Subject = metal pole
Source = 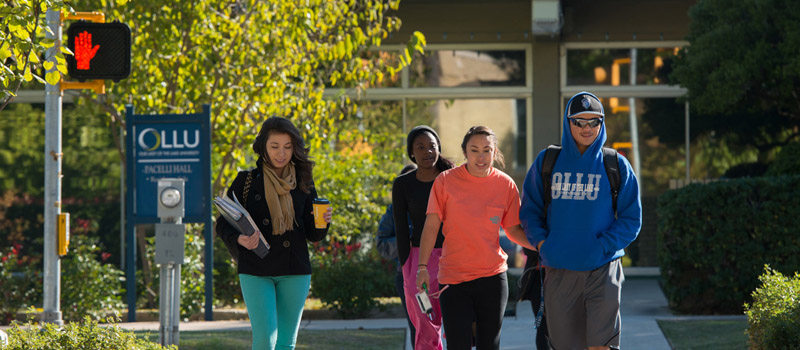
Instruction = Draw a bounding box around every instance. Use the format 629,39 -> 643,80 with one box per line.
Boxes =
159,214 -> 182,347
628,48 -> 642,191
172,264 -> 181,345
685,101 -> 691,182
120,125 -> 125,270
43,9 -> 63,326
158,264 -> 168,345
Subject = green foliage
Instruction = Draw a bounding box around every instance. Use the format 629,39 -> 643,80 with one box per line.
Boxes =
669,0 -> 800,162
65,0 -> 425,195
657,176 -> 800,314
3,316 -> 171,350
671,0 -> 800,120
0,0 -> 71,111
765,142 -> 800,176
0,244 -> 39,325
212,233 -> 243,307
0,103 -> 120,199
310,243 -> 395,319
314,151 -> 400,243
745,266 -> 800,349
0,190 -> 43,326
61,234 -> 125,322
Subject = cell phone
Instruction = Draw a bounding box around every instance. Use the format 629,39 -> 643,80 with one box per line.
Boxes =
416,283 -> 433,315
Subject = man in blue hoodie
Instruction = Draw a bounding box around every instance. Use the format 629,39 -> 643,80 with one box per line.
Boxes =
520,91 -> 642,350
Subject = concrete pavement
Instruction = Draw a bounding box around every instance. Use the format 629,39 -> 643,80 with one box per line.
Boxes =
111,270 -> 675,349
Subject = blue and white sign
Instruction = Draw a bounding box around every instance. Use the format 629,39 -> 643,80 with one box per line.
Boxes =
133,123 -> 204,219
126,105 -> 211,222
124,104 -> 214,323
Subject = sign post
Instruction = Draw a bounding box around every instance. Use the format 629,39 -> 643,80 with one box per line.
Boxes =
156,178 -> 185,347
125,105 -> 213,322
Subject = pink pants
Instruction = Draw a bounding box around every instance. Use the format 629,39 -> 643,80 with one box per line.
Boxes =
402,247 -> 443,350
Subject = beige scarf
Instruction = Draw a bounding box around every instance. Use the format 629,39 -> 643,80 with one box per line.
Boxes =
261,162 -> 297,235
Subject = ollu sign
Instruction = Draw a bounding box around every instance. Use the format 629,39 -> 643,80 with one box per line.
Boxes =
125,105 -> 211,222
124,105 -> 214,322
137,128 -> 201,151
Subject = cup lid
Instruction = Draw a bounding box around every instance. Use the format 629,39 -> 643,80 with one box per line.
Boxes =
313,198 -> 330,204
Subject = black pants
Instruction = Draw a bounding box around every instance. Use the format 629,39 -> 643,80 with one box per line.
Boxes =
395,269 -> 416,348
439,273 -> 508,350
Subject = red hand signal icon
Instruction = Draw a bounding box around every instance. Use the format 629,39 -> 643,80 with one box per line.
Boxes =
75,31 -> 100,70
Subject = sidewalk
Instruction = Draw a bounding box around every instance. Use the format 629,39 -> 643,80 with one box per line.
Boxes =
111,271 -> 675,349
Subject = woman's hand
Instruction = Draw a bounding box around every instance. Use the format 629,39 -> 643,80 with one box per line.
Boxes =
323,206 -> 333,223
505,225 -> 537,251
416,267 -> 430,292
237,231 -> 262,250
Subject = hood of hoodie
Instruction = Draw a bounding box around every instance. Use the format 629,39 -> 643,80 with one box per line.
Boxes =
561,92 -> 607,158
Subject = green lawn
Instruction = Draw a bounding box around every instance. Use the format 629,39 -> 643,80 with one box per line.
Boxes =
137,329 -> 405,350
657,319 -> 749,350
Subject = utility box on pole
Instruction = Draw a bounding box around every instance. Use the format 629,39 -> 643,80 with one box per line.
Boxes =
156,178 -> 185,348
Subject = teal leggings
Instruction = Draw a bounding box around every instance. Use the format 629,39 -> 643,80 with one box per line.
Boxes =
239,274 -> 311,350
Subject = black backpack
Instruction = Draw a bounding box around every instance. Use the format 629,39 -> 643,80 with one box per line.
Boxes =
518,145 -> 621,303
541,144 -> 621,215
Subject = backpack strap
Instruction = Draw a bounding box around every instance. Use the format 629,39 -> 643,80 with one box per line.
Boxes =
541,145 -> 562,212
602,147 -> 621,216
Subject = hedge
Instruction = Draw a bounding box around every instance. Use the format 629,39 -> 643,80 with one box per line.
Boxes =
657,175 -> 800,314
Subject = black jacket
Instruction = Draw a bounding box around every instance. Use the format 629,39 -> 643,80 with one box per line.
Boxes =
216,168 -> 328,276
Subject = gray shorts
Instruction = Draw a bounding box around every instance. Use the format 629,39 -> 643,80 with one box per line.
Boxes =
544,259 -> 624,350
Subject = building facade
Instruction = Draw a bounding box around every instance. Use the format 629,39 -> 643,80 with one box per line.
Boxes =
367,0 -> 698,266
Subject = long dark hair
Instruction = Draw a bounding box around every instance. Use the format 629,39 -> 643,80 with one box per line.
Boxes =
435,153 -> 456,172
252,117 -> 314,192
460,126 -> 506,169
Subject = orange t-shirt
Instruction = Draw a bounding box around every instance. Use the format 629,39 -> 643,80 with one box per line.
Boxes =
426,164 -> 522,285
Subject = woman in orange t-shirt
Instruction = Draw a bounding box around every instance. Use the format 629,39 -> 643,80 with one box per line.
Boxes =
416,126 -> 536,350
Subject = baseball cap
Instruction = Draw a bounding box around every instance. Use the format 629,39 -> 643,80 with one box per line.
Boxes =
567,92 -> 604,118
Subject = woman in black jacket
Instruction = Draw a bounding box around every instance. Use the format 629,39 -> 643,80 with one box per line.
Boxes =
216,117 -> 332,350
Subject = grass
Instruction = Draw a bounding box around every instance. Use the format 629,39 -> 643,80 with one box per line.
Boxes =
137,329 -> 405,350
657,319 -> 749,350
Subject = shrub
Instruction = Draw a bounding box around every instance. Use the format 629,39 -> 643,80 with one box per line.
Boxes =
745,266 -> 800,349
310,241 -> 395,319
657,175 -> 800,314
765,142 -> 800,176
3,316 -> 171,350
212,232 -> 243,307
0,244 -> 39,325
61,235 -> 125,322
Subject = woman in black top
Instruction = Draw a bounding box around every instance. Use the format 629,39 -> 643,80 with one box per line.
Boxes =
216,117 -> 332,350
392,125 -> 455,350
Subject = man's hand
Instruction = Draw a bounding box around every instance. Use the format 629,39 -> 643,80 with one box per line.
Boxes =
237,231 -> 262,250
75,31 -> 100,70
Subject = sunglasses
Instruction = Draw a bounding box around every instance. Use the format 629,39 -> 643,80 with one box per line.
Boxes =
569,117 -> 603,128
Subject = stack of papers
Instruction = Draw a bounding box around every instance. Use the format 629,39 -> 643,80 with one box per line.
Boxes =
214,192 -> 270,258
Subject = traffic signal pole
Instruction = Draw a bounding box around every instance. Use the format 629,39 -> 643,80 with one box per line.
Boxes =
43,9 -> 64,326
42,10 -> 111,326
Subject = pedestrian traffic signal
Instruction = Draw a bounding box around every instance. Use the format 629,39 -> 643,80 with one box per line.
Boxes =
66,21 -> 131,81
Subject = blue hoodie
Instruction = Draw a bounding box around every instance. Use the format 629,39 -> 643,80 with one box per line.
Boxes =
519,92 -> 642,271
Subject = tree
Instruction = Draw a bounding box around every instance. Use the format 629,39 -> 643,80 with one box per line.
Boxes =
0,0 -> 71,111
670,0 -> 800,151
66,0 -> 425,195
